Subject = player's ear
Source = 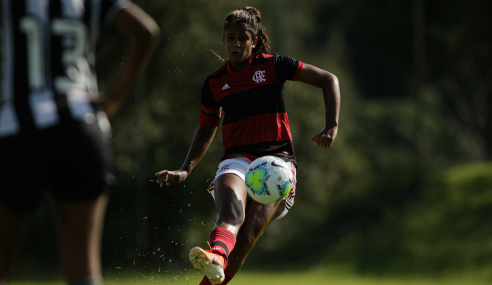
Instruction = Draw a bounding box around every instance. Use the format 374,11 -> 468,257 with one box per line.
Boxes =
222,35 -> 225,45
252,37 -> 258,48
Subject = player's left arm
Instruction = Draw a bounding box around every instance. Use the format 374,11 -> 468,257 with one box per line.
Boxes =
295,64 -> 340,148
102,3 -> 160,119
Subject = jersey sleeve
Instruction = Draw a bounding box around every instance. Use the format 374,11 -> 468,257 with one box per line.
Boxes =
200,77 -> 221,110
273,54 -> 304,82
101,0 -> 131,27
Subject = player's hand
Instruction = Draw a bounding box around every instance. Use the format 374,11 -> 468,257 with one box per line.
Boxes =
155,170 -> 189,187
311,126 -> 338,148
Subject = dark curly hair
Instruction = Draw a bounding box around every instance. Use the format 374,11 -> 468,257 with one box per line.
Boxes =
224,7 -> 271,54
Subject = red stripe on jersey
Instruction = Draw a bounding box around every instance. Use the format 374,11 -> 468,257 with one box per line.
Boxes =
199,109 -> 221,128
291,62 -> 304,81
222,113 -> 292,148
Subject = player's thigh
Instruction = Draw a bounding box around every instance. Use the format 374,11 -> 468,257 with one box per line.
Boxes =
214,174 -> 248,232
55,194 -> 108,241
54,194 -> 109,279
242,199 -> 283,237
213,157 -> 250,209
215,173 -> 248,207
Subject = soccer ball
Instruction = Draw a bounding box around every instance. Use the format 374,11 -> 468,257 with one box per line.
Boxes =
245,156 -> 294,204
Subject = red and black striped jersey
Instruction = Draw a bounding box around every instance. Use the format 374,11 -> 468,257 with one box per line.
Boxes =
0,0 -> 128,138
200,53 -> 303,164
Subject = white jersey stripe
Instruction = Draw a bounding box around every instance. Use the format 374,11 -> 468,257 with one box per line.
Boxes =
59,0 -> 95,121
61,0 -> 85,18
26,0 -> 60,129
0,101 -> 20,138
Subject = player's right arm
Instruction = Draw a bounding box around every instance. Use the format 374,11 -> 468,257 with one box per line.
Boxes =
156,77 -> 221,187
101,2 -> 160,119
155,107 -> 220,187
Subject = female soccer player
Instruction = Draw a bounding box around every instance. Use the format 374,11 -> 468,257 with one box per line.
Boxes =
0,1 -> 159,285
156,7 -> 339,285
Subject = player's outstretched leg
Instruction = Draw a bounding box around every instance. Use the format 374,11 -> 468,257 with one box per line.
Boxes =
55,194 -> 108,284
0,204 -> 27,284
195,199 -> 285,285
190,174 -> 247,284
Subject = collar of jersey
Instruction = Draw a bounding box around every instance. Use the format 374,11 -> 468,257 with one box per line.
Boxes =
226,56 -> 254,77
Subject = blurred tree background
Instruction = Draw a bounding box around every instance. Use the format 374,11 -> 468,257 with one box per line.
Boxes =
12,0 -> 492,279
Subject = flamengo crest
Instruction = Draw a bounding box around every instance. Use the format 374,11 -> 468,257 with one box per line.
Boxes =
252,70 -> 266,83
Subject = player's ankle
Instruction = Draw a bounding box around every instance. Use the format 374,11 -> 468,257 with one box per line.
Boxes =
210,227 -> 236,268
210,250 -> 226,265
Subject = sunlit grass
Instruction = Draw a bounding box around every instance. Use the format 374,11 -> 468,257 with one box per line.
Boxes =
9,268 -> 490,285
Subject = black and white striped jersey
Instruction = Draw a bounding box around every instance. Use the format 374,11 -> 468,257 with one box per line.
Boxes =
0,0 -> 128,138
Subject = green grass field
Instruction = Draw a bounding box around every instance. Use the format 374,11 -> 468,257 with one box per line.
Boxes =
9,268 -> 491,285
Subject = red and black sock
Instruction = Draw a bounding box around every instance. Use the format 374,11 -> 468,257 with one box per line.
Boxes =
222,270 -> 236,284
210,227 -> 236,268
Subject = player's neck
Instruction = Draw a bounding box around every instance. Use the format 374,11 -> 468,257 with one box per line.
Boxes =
229,56 -> 251,73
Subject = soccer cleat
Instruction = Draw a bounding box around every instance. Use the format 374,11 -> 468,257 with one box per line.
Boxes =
189,246 -> 225,284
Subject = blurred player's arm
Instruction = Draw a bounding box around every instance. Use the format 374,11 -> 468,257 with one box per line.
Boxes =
102,3 -> 160,119
296,64 -> 340,148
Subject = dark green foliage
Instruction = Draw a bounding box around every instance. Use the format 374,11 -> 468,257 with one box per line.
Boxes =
12,0 -> 492,277
328,163 -> 492,275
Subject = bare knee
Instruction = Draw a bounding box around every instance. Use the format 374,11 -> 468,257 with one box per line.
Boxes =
216,200 -> 245,227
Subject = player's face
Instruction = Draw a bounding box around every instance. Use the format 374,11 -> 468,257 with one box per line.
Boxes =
223,24 -> 258,70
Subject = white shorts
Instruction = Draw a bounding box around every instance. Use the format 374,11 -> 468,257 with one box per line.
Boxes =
207,156 -> 296,221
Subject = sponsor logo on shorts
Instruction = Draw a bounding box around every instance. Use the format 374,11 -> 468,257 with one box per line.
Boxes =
218,164 -> 231,173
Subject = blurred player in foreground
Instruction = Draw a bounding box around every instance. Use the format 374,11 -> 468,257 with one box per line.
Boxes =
0,1 -> 159,284
156,6 -> 340,285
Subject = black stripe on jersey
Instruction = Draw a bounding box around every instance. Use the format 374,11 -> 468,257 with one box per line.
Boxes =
222,140 -> 296,163
251,56 -> 271,67
273,54 -> 301,82
201,77 -> 220,109
12,1 -> 35,132
220,83 -> 286,125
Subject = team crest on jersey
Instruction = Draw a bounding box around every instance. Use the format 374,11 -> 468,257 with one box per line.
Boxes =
252,70 -> 266,83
